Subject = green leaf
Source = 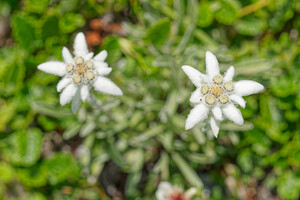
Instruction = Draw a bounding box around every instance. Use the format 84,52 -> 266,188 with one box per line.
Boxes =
198,2 -> 213,27
278,171 -> 300,200
131,125 -> 165,143
17,164 -> 47,187
187,0 -> 199,25
63,123 -> 81,139
71,89 -> 81,114
161,90 -> 178,119
41,16 -> 60,40
0,47 -> 26,96
3,128 -> 42,167
152,55 -> 172,67
0,101 -> 16,131
124,149 -> 144,172
174,25 -> 194,55
237,150 -> 253,173
145,18 -> 171,45
107,141 -> 126,167
125,171 -> 142,197
153,152 -> 169,180
44,153 -> 79,185
235,18 -> 267,36
270,77 -> 298,97
215,0 -> 240,25
59,13 -> 85,34
11,13 -> 39,50
0,162 -> 14,183
80,121 -> 96,137
24,0 -> 49,14
172,153 -> 203,187
37,116 -> 57,131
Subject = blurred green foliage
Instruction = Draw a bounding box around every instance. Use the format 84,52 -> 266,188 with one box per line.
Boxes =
0,0 -> 300,199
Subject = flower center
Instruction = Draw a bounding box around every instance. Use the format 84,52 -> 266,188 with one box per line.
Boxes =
85,71 -> 95,80
200,75 -> 234,105
219,95 -> 229,104
75,64 -> 87,75
205,94 -> 216,105
66,56 -> 96,85
224,82 -> 234,92
209,84 -> 223,97
213,75 -> 223,84
170,193 -> 186,200
201,85 -> 209,95
66,64 -> 74,72
73,74 -> 81,84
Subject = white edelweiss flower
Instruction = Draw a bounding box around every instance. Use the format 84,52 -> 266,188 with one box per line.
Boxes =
156,181 -> 197,200
37,32 -> 122,107
182,51 -> 264,138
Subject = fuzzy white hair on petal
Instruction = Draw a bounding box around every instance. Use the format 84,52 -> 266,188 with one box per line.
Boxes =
234,80 -> 264,96
93,77 -> 123,96
96,67 -> 112,76
223,66 -> 235,82
62,47 -> 73,64
222,103 -> 244,126
94,50 -> 108,61
230,94 -> 246,108
57,77 -> 72,92
185,103 -> 209,130
205,51 -> 220,79
80,85 -> 90,102
212,106 -> 223,121
181,65 -> 203,88
73,32 -> 89,57
60,84 -> 78,106
189,89 -> 202,105
37,61 -> 67,77
93,61 -> 109,68
84,52 -> 94,60
210,117 -> 220,138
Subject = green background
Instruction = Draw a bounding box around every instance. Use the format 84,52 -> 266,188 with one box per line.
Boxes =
0,0 -> 300,199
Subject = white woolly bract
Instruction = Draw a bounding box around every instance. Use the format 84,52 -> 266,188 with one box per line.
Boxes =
182,51 -> 264,137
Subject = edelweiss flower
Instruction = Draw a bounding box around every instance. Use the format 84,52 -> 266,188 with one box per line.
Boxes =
182,51 -> 264,137
38,32 -> 122,107
156,181 -> 197,200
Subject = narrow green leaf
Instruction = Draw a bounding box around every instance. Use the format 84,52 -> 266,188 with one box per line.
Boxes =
71,89 -> 81,114
194,29 -> 218,48
17,164 -> 47,187
198,2 -> 213,27
124,149 -> 144,172
235,18 -> 267,36
153,152 -> 169,180
107,141 -> 126,167
44,153 -> 79,185
4,128 -> 43,167
215,0 -> 240,25
125,171 -> 142,197
187,0 -> 199,25
174,25 -> 195,55
80,121 -> 96,137
11,13 -> 39,50
59,13 -> 85,34
172,153 -> 203,187
63,123 -> 81,139
131,125 -> 164,143
0,162 -> 14,183
145,18 -> 171,45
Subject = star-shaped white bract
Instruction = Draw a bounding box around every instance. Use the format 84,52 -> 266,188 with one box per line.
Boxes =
38,32 -> 122,106
182,51 -> 264,137
156,181 -> 196,200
